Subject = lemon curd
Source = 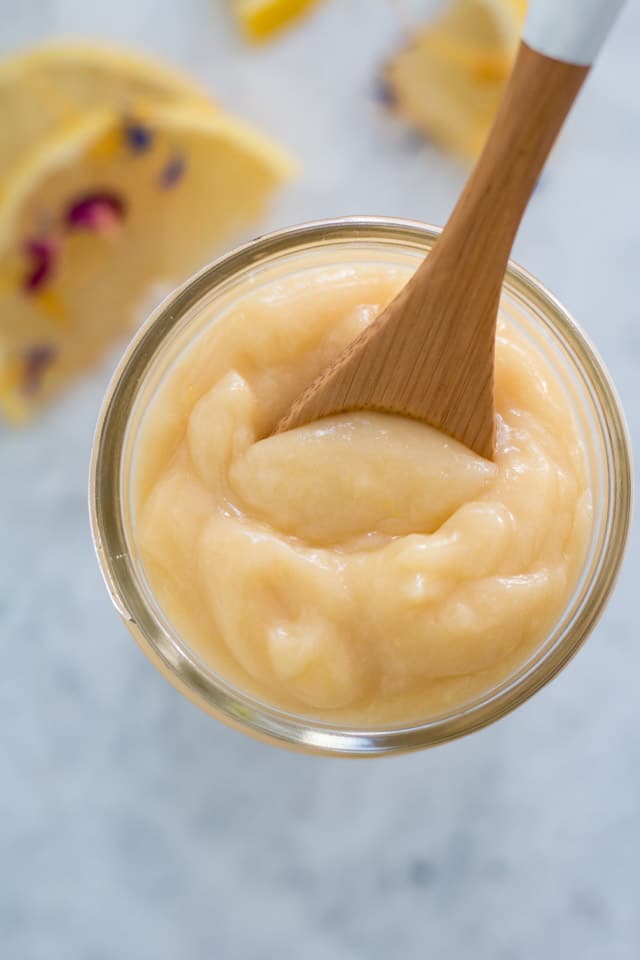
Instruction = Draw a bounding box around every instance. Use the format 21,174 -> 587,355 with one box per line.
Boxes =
133,261 -> 592,724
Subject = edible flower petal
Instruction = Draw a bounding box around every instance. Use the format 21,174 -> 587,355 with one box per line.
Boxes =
22,238 -> 58,293
22,343 -> 57,395
158,153 -> 186,189
65,192 -> 126,233
123,120 -> 155,153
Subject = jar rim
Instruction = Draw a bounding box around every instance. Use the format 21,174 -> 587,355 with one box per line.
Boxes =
89,217 -> 633,756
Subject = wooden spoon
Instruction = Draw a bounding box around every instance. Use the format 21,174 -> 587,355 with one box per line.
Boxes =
277,0 -> 626,459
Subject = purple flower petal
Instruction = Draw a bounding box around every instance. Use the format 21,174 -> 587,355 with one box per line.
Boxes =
65,192 -> 126,233
373,72 -> 397,109
123,120 -> 155,153
158,153 -> 186,189
22,238 -> 58,293
22,343 -> 57,395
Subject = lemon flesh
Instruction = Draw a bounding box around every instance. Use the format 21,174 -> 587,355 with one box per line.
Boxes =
234,0 -> 321,41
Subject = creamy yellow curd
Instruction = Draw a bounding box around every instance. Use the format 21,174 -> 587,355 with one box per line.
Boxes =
133,263 -> 592,724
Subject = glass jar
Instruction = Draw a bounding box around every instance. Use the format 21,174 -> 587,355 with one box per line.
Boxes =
89,218 -> 632,756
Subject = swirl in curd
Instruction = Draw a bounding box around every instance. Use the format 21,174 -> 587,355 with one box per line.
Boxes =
134,263 -> 591,723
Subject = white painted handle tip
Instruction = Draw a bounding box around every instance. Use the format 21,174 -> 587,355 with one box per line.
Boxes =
523,0 -> 627,66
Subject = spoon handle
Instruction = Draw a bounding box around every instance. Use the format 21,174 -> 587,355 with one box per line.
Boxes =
433,0 -> 628,299
275,0 -> 627,459
415,45 -> 589,328
524,0 -> 626,66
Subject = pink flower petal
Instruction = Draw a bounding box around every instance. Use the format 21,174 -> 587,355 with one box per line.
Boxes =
65,192 -> 126,233
22,238 -> 58,293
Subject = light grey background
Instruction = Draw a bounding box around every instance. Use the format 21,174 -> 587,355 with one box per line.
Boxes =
1,1 -> 638,958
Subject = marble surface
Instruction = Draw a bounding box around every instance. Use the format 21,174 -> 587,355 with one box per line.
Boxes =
1,1 -> 639,957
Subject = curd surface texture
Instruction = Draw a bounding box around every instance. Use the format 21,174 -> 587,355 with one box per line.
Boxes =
134,263 -> 592,723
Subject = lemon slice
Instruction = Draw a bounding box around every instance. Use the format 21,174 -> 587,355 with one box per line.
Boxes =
234,0 -> 321,41
0,42 -> 213,185
385,0 -> 527,158
0,101 -> 294,422
421,0 -> 527,79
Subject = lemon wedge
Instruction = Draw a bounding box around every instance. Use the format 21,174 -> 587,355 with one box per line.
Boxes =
0,101 -> 294,422
0,42 -> 212,187
385,0 -> 527,158
234,0 -> 321,41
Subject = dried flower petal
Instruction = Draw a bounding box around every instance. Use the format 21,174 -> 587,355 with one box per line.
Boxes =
123,120 -> 155,153
22,343 -> 57,395
374,72 -> 397,109
158,153 -> 186,189
22,238 -> 58,293
65,191 -> 126,233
